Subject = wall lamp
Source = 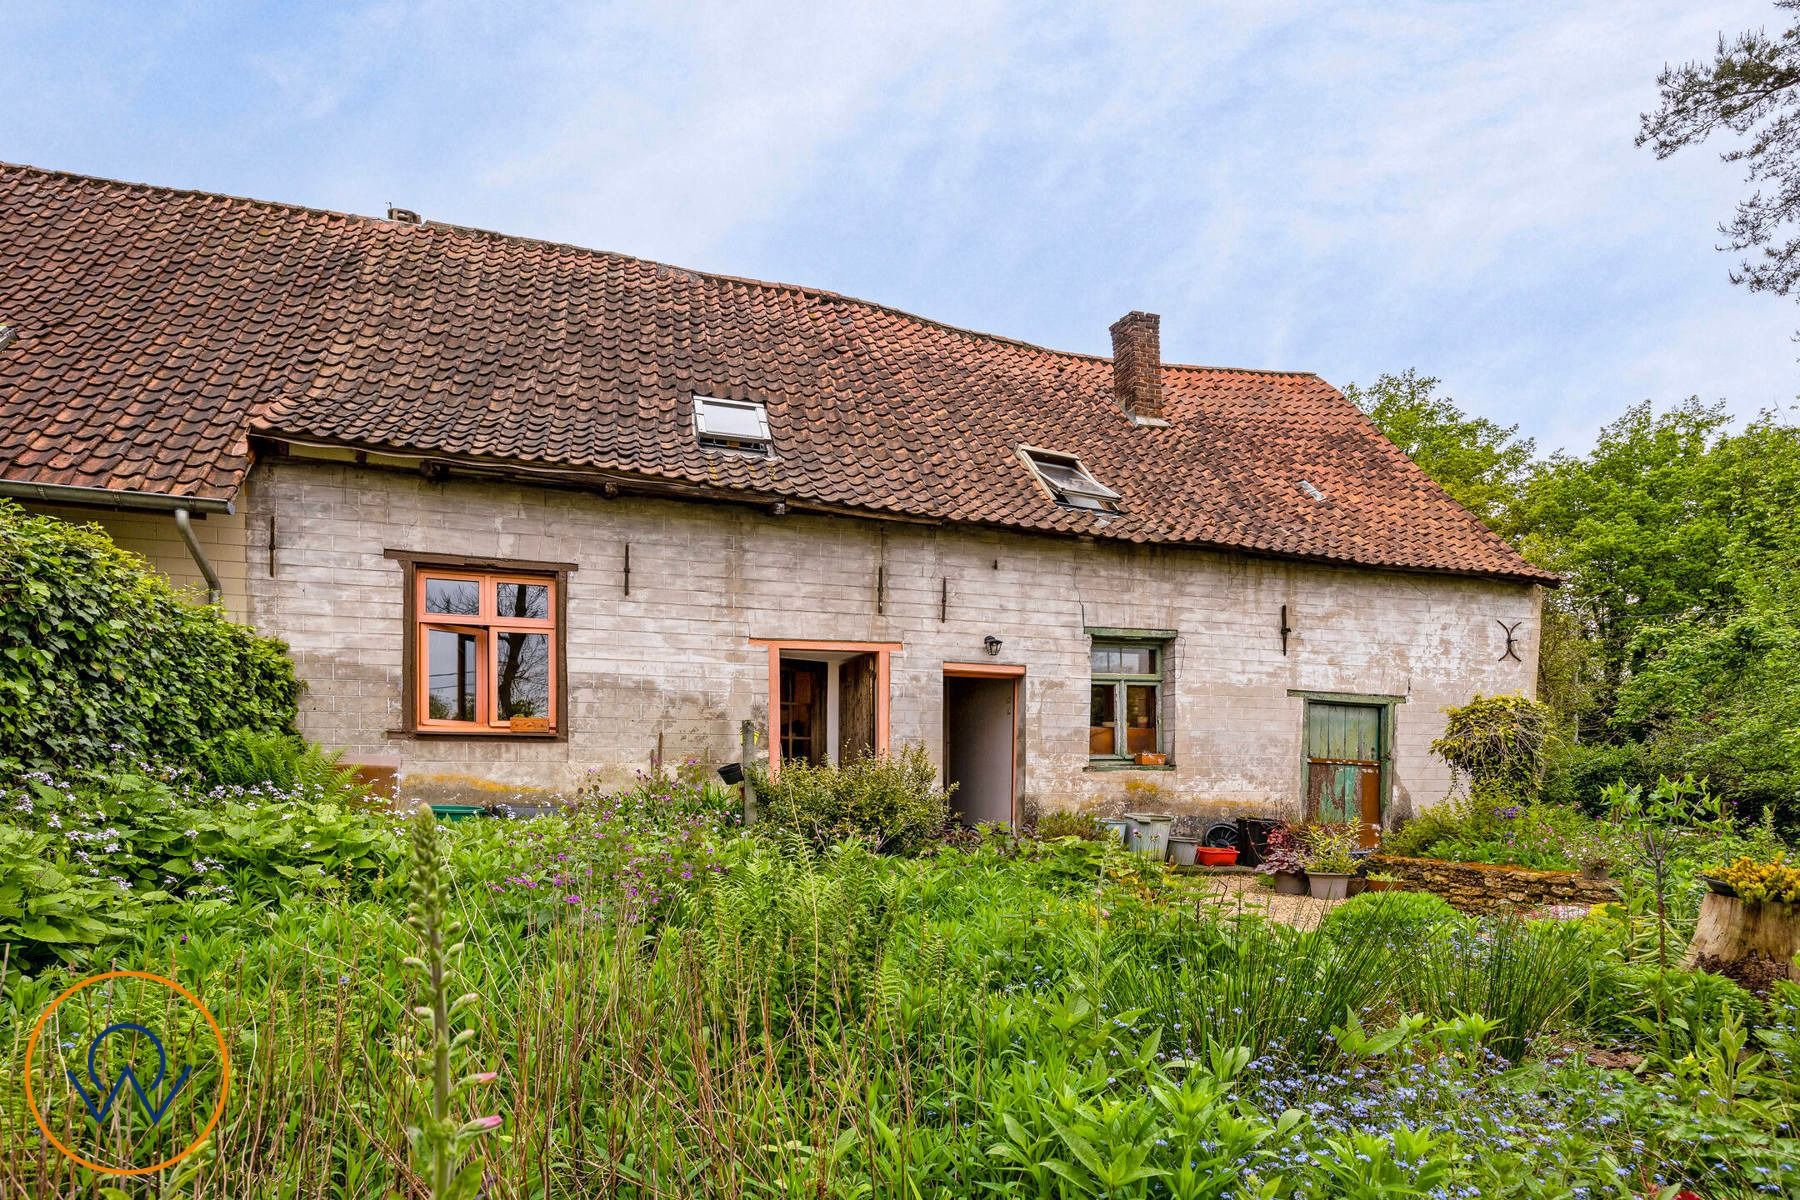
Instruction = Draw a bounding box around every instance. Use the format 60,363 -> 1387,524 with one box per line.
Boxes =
983,635 -> 1003,657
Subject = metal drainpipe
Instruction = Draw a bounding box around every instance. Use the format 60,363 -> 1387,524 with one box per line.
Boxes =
173,508 -> 224,606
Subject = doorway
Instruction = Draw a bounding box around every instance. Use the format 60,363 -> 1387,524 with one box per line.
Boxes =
943,664 -> 1022,828
1303,700 -> 1387,847
776,649 -> 880,765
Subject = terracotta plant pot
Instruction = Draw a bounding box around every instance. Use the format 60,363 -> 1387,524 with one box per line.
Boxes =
1195,846 -> 1239,867
1362,878 -> 1404,893
1306,872 -> 1353,902
1271,870 -> 1308,896
1166,836 -> 1198,867
1134,751 -> 1167,766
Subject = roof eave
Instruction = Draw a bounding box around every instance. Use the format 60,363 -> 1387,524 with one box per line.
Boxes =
250,428 -> 1558,587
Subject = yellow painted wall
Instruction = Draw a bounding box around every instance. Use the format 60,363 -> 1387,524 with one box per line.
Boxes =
22,502 -> 252,621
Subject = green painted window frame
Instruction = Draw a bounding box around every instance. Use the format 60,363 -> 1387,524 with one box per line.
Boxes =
1088,634 -> 1172,762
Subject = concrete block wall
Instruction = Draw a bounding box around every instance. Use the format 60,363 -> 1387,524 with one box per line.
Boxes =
243,458 -> 1542,820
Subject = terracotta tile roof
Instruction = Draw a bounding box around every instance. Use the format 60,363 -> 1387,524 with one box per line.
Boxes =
0,162 -> 1552,583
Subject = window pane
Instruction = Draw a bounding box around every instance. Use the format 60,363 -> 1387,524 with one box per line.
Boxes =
1125,684 -> 1158,754
495,632 -> 551,720
1089,683 -> 1118,756
1092,644 -> 1157,675
1115,646 -> 1156,675
495,582 -> 549,620
696,397 -> 768,440
426,629 -> 480,721
423,577 -> 480,616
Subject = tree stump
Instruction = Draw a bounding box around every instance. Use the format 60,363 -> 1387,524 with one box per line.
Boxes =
1684,892 -> 1800,990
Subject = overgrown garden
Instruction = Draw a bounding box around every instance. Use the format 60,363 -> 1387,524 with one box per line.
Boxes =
2,502 -> 1798,1197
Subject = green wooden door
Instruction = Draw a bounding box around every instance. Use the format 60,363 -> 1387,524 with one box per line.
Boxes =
1305,702 -> 1384,844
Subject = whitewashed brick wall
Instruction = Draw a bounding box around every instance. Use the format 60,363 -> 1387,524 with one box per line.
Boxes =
244,459 -> 1542,821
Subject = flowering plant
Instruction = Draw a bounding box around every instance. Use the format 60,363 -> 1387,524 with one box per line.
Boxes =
403,806 -> 504,1200
1258,822 -> 1308,874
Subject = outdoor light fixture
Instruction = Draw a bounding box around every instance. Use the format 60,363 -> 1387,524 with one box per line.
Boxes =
983,635 -> 1003,657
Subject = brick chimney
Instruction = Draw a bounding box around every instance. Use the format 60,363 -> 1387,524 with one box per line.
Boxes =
1109,310 -> 1163,421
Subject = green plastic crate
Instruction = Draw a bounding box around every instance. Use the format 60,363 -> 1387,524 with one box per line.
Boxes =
428,803 -> 487,821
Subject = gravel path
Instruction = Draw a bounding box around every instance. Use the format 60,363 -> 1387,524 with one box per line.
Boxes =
1173,873 -> 1346,929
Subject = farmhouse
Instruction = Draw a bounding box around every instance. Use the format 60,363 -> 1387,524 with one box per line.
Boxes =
0,163 -> 1552,827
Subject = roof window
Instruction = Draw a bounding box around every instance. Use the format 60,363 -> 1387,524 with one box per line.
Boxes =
1023,449 -> 1120,512
694,396 -> 772,454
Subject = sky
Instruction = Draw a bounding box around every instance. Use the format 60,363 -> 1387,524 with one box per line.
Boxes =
3,1 -> 1795,450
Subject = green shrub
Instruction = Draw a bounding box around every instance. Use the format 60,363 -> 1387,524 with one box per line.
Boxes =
1431,692 -> 1556,804
1322,889 -> 1466,941
1382,800 -> 1620,871
1032,809 -> 1105,841
196,728 -> 358,793
1578,962 -> 1758,1050
1382,806 -> 1465,858
0,501 -> 299,768
747,744 -> 951,854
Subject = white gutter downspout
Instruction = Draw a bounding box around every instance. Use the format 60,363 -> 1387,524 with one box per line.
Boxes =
173,507 -> 223,606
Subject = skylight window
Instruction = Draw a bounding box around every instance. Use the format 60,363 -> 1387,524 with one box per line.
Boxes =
694,396 -> 772,454
1023,449 -> 1121,512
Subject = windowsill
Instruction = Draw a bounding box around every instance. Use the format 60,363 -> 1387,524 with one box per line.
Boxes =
1084,760 -> 1176,772
386,728 -> 564,742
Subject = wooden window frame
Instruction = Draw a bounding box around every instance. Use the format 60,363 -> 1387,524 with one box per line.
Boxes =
386,551 -> 576,741
1088,636 -> 1168,762
749,639 -> 899,776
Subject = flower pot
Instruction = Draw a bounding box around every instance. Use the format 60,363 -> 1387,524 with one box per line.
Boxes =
1195,845 -> 1239,867
1306,872 -> 1353,902
1271,870 -> 1308,896
1699,874 -> 1737,897
1166,836 -> 1198,867
1124,812 -> 1175,861
1134,751 -> 1167,766
1361,878 -> 1404,893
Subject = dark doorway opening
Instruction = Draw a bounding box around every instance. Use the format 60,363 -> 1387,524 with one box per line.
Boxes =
943,671 -> 1018,827
778,651 -> 879,765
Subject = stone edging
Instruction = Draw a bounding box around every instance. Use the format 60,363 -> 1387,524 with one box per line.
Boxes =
1368,853 -> 1621,914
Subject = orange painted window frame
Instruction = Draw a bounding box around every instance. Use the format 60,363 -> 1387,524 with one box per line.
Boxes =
749,639 -> 900,775
414,569 -> 559,734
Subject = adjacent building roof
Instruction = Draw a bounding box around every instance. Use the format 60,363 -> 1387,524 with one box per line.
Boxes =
0,162 -> 1553,583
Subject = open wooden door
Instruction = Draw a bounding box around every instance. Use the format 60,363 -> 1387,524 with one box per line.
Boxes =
838,653 -> 878,762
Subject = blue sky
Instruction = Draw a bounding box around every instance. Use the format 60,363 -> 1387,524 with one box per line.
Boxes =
4,2 -> 1793,449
